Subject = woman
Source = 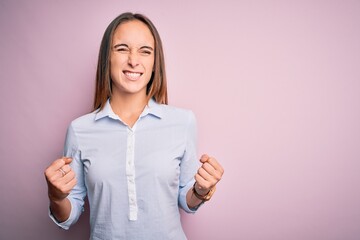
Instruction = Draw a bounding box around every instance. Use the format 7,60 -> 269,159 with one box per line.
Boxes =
45,12 -> 224,239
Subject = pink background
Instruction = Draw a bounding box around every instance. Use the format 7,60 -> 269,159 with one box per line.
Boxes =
1,0 -> 360,239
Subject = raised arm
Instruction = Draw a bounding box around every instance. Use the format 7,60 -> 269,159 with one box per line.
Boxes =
187,154 -> 224,208
44,157 -> 77,222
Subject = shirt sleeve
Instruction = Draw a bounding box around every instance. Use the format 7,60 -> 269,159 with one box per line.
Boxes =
178,111 -> 201,213
48,123 -> 87,229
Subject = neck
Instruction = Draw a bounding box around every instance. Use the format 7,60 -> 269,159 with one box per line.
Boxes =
110,91 -> 148,127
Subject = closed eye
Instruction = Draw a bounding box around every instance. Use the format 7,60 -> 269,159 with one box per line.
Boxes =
139,46 -> 154,56
113,43 -> 130,53
139,49 -> 152,56
117,48 -> 129,53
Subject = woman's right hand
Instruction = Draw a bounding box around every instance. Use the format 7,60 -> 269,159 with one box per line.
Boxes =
44,157 -> 77,202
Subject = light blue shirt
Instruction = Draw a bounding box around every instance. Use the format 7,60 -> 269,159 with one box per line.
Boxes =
50,99 -> 200,239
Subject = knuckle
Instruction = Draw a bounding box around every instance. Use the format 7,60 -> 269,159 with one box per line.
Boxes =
214,175 -> 221,181
195,174 -> 201,182
53,159 -> 62,166
44,169 -> 50,178
48,175 -> 58,183
201,182 -> 210,189
58,186 -> 67,193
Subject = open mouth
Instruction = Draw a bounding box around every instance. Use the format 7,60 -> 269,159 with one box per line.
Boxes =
123,71 -> 142,80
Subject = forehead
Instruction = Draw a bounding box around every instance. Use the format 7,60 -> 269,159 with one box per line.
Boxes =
112,20 -> 155,47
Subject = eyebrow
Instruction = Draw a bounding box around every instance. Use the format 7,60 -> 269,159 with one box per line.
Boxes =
139,46 -> 154,51
113,43 -> 154,51
113,43 -> 129,49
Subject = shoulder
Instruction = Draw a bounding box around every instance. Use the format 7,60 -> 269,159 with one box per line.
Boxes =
68,110 -> 98,130
158,104 -> 196,125
161,105 -> 195,119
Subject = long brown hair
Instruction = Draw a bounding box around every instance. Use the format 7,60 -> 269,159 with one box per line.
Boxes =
93,12 -> 168,111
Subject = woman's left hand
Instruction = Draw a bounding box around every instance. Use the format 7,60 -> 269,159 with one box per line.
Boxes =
194,154 -> 224,196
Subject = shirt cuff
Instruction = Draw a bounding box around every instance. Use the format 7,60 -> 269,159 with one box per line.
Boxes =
48,198 -> 75,230
179,179 -> 203,213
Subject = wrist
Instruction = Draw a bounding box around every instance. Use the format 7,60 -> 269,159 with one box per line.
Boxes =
48,193 -> 67,204
192,182 -> 216,202
193,182 -> 209,196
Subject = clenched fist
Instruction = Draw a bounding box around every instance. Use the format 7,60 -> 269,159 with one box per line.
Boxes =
44,157 -> 77,202
194,154 -> 224,196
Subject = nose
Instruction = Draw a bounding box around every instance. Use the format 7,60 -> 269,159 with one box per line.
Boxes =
128,51 -> 139,68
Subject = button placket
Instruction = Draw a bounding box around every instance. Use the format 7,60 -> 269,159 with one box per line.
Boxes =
126,128 -> 137,221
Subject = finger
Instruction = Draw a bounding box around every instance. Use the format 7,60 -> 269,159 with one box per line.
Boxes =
62,157 -> 73,165
194,173 -> 212,190
198,167 -> 220,187
52,175 -> 75,194
194,173 -> 206,187
204,157 -> 224,174
202,162 -> 217,177
60,175 -> 77,194
198,167 -> 213,182
45,165 -> 66,183
53,164 -> 74,182
45,157 -> 73,178
200,154 -> 210,163
46,158 -> 66,174
202,162 -> 222,180
55,177 -> 77,195
65,177 -> 77,191
61,165 -> 71,174
58,168 -> 66,178
60,170 -> 76,184
48,169 -> 67,183
45,170 -> 61,183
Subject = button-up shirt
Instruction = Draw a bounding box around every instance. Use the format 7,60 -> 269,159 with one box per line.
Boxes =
49,98 -> 200,239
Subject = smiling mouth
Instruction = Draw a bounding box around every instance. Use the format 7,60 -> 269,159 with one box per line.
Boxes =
123,71 -> 142,80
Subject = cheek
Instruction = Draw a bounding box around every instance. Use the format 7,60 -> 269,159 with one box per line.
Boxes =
109,62 -> 118,79
110,58 -> 126,77
146,58 -> 155,72
110,53 -> 129,67
145,61 -> 155,78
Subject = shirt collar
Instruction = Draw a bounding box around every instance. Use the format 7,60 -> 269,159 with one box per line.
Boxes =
94,98 -> 164,121
141,98 -> 164,119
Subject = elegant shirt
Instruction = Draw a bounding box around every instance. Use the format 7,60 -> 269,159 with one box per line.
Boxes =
49,98 -> 200,239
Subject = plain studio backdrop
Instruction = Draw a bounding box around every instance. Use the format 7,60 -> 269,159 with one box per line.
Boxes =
1,0 -> 359,239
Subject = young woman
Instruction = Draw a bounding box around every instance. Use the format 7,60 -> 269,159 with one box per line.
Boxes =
45,12 -> 224,239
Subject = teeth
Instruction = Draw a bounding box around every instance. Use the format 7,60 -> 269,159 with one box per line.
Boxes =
124,71 -> 141,79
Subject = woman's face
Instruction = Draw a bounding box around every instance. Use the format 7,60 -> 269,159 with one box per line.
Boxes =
110,20 -> 155,98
